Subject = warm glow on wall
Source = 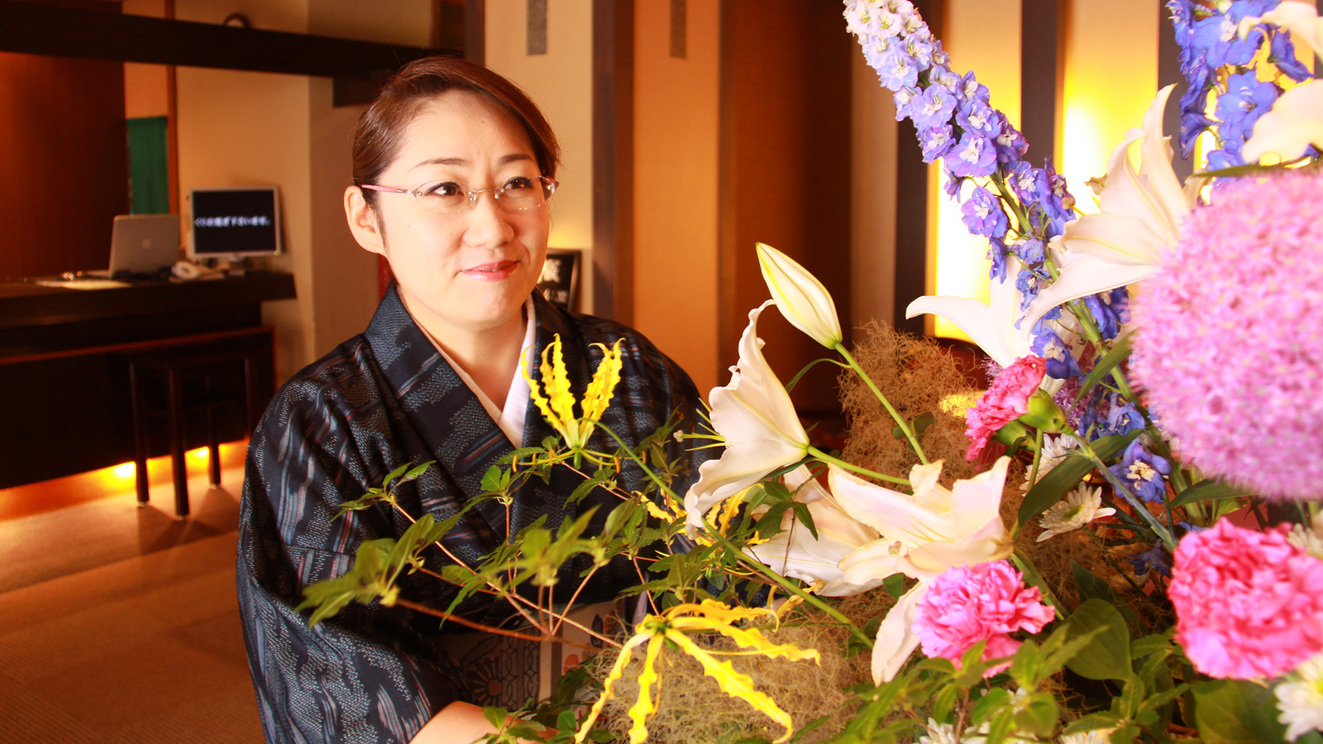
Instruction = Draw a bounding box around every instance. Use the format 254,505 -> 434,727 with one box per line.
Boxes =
1060,0 -> 1160,206
927,0 -> 1022,341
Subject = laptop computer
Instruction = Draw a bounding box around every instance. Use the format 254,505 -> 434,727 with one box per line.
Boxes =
79,214 -> 181,278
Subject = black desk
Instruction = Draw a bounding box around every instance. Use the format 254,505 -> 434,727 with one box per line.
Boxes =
0,273 -> 296,489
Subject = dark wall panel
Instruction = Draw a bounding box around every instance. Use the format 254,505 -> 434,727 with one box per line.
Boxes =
720,0 -> 854,414
0,51 -> 128,279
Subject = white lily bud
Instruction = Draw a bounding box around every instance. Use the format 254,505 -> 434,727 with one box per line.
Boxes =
755,242 -> 843,348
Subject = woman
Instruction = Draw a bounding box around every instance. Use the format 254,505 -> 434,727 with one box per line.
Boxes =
237,57 -> 708,744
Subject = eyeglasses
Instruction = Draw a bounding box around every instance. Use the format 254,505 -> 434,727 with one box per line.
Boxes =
359,175 -> 558,214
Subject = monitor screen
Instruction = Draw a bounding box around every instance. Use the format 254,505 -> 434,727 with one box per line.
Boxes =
188,186 -> 282,259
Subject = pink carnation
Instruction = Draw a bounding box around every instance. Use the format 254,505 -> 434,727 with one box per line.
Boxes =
914,560 -> 1055,676
965,356 -> 1046,461
1130,168 -> 1323,500
1170,519 -> 1323,679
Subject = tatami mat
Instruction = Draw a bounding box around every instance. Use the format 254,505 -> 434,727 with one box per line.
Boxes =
0,459 -> 263,743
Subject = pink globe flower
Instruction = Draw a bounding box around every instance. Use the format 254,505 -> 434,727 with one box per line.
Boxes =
914,560 -> 1055,676
965,356 -> 1046,461
1170,519 -> 1323,679
1130,168 -> 1323,500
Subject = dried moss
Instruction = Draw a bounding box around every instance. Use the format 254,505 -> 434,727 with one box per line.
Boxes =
838,320 -> 993,486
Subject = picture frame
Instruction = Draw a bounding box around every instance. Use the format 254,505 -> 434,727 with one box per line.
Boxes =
537,248 -> 581,312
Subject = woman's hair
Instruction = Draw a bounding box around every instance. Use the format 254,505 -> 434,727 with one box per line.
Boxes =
351,56 -> 561,206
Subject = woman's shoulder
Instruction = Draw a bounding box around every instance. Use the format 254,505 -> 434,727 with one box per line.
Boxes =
259,333 -> 384,430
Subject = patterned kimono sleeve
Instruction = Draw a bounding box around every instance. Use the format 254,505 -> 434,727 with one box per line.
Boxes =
236,370 -> 460,744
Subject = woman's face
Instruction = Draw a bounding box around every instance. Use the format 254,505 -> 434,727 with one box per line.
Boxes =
347,90 -> 550,344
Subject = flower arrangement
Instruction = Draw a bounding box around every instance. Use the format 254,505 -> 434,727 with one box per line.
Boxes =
299,1 -> 1323,742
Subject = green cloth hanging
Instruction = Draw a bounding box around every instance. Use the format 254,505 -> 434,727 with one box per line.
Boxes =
126,116 -> 169,215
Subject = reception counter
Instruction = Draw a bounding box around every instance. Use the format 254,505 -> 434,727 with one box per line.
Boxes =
0,272 -> 296,489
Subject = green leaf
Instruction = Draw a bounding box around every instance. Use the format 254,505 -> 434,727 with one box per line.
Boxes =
1017,431 -> 1139,528
892,411 -> 936,441
1171,477 -> 1255,507
1077,331 -> 1133,400
882,574 -> 906,600
381,462 -> 413,490
399,460 -> 435,483
1061,598 -> 1131,681
1071,562 -> 1117,605
482,705 -> 506,728
1194,679 -> 1288,744
1130,633 -> 1172,659
481,464 -> 513,494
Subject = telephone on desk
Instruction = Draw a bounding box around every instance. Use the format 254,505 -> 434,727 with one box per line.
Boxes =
170,260 -> 226,281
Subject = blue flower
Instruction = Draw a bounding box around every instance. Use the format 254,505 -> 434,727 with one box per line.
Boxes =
1193,13 -> 1258,68
1128,541 -> 1172,578
919,125 -> 955,163
1106,402 -> 1145,437
904,30 -> 935,70
943,167 -> 963,198
1033,326 -> 1083,380
957,99 -> 1001,138
1179,111 -> 1216,159
1166,0 -> 1195,35
893,86 -> 922,122
1012,237 -> 1046,265
913,84 -> 957,130
1109,441 -> 1171,504
928,65 -> 962,94
1215,72 -> 1279,143
1082,287 -> 1128,341
959,72 -> 991,105
1269,30 -> 1313,82
961,186 -> 1008,239
946,133 -> 998,178
1016,267 -> 1045,312
994,118 -> 1029,164
1008,161 -> 1045,204
875,48 -> 920,89
987,238 -> 1009,282
1205,147 -> 1244,170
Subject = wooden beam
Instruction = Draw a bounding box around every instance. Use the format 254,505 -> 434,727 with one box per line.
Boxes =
1020,0 -> 1062,169
0,0 -> 450,78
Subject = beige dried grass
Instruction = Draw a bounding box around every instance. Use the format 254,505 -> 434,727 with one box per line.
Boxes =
584,594 -> 895,744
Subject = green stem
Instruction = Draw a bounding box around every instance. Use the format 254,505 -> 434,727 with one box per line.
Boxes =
1012,549 -> 1063,612
808,446 -> 910,486
1066,426 -> 1176,549
1011,428 -> 1047,542
1068,298 -> 1138,405
834,343 -> 929,464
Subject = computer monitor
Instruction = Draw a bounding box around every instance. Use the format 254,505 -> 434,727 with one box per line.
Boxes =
188,186 -> 282,260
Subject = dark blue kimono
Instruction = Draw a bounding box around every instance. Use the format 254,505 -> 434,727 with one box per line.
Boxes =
237,287 -> 708,743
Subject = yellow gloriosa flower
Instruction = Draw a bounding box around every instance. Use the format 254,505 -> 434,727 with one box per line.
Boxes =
574,600 -> 819,744
524,335 -> 624,451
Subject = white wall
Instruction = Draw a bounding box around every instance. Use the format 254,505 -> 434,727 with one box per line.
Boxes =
485,0 -> 597,313
174,0 -> 431,381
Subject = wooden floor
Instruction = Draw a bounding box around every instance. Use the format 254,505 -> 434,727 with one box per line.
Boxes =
0,445 -> 265,743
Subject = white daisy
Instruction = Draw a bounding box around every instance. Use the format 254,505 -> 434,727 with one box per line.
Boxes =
1277,653 -> 1323,741
1287,514 -> 1323,561
1037,485 -> 1115,542
1025,433 -> 1080,490
918,718 -> 987,744
1059,730 -> 1113,744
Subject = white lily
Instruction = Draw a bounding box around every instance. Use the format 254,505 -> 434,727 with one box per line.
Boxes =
684,300 -> 810,535
1239,2 -> 1323,162
745,466 -> 884,597
1022,85 -> 1203,332
905,255 -> 1034,369
756,242 -> 843,348
828,457 -> 1014,681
